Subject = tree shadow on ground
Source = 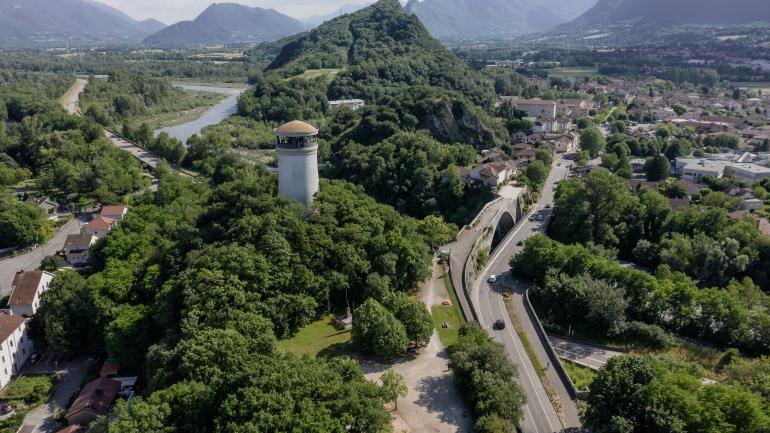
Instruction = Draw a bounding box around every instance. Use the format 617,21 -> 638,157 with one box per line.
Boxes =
414,374 -> 471,428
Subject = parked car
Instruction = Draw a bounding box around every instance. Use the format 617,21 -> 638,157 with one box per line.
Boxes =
487,275 -> 497,284
29,353 -> 40,364
493,319 -> 506,330
517,240 -> 524,246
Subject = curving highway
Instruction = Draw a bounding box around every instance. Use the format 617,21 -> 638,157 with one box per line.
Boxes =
471,158 -> 580,432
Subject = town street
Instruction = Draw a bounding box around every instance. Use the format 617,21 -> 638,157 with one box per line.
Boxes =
472,160 -> 580,432
0,217 -> 85,295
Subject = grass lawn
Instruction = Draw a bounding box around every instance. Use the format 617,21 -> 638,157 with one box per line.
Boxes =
0,374 -> 57,432
563,360 -> 596,391
547,67 -> 599,78
278,316 -> 352,358
286,69 -> 343,82
432,273 -> 465,347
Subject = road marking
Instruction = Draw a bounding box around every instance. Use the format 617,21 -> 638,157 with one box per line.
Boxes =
478,284 -> 542,433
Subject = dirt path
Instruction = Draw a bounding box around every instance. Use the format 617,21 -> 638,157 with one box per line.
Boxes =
364,261 -> 473,433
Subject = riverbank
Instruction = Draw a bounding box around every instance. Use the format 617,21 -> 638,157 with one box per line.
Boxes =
154,84 -> 248,144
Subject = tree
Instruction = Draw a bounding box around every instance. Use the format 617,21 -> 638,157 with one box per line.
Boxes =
524,160 -> 549,191
644,155 -> 669,181
383,292 -> 433,348
40,255 -> 64,271
380,369 -> 408,410
584,278 -> 628,335
535,148 -> 553,166
584,356 -> 655,431
580,126 -> 606,158
353,299 -> 409,357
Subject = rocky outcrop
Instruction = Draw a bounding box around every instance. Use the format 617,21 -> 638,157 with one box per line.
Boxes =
421,99 -> 503,149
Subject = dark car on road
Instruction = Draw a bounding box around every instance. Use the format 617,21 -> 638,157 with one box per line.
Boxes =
493,319 -> 506,330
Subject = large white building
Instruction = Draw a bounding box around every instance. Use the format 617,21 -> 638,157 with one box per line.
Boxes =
500,97 -> 557,118
275,121 -> 320,206
676,157 -> 770,182
0,314 -> 33,388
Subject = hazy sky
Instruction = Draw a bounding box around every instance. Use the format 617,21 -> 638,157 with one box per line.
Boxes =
99,0 -> 376,24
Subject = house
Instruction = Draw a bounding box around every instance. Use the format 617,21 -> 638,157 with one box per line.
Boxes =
516,148 -> 538,163
540,132 -> 578,153
9,271 -> 54,317
328,99 -> 365,111
83,216 -> 117,239
65,377 -> 121,426
0,314 -> 33,389
627,180 -> 660,193
29,196 -> 59,220
743,198 -> 764,211
99,205 -> 128,221
463,160 -> 517,188
64,234 -> 97,267
534,118 -> 570,133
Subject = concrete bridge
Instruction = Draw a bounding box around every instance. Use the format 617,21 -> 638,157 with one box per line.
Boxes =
447,185 -> 525,321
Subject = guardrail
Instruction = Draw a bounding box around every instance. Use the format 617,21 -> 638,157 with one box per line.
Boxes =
523,289 -> 589,400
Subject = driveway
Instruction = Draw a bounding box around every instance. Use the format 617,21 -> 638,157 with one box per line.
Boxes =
363,261 -> 473,433
20,357 -> 88,433
0,217 -> 86,295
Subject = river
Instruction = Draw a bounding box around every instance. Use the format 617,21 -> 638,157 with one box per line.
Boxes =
154,84 -> 248,144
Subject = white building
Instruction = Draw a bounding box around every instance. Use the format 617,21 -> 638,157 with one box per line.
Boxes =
0,314 -> 33,388
500,97 -> 557,118
9,271 -> 54,317
676,157 -> 770,182
64,234 -> 97,267
328,99 -> 365,111
275,121 -> 320,206
534,119 -> 571,134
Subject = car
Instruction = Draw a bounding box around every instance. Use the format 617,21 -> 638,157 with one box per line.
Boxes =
529,216 -> 535,222
536,214 -> 545,221
29,353 -> 40,364
493,319 -> 506,330
517,240 -> 524,246
487,275 -> 497,284
545,204 -> 552,209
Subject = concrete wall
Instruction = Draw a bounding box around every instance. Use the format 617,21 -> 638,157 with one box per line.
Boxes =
278,146 -> 320,206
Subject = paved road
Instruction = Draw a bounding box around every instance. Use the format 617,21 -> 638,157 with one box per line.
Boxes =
61,79 -> 87,115
549,335 -> 623,371
21,357 -> 88,433
473,159 -> 579,432
0,217 -> 86,295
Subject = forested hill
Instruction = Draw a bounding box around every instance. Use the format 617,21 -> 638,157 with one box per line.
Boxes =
265,0 -> 496,108
143,3 -> 306,47
237,0 -> 510,224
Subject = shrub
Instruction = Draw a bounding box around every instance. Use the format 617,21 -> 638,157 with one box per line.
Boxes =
622,321 -> 672,349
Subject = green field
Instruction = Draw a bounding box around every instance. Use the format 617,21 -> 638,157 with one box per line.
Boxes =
286,68 -> 343,82
432,273 -> 465,347
563,360 -> 596,391
547,67 -> 599,78
278,316 -> 352,358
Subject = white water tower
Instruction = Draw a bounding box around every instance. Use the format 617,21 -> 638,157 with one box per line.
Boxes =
274,120 -> 320,206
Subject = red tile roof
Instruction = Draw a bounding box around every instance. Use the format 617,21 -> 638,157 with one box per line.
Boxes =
100,360 -> 119,377
85,216 -> 116,231
0,314 -> 26,342
56,426 -> 84,433
99,205 -> 127,220
66,377 -> 121,420
9,271 -> 47,306
64,234 -> 95,249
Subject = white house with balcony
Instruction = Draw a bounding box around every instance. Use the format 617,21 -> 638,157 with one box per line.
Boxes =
0,314 -> 33,388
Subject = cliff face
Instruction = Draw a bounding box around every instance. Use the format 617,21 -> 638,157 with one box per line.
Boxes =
422,100 -> 501,149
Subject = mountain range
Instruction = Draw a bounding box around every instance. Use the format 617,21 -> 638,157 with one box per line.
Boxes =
0,0 -> 165,48
303,3 -> 373,28
404,0 -> 598,39
143,3 -> 306,47
542,0 -> 770,45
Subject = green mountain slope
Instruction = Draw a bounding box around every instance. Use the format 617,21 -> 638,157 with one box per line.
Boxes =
265,0 -> 496,109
